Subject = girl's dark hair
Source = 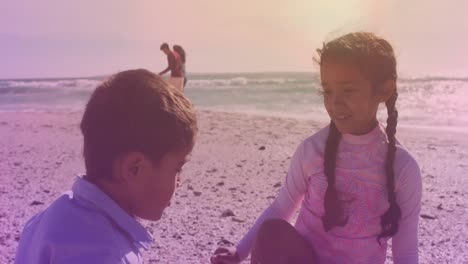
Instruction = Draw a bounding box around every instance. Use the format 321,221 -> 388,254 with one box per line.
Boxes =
315,32 -> 401,241
173,45 -> 186,63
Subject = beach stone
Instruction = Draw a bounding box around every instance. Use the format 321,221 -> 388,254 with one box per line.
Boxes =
30,201 -> 44,206
218,238 -> 234,246
216,181 -> 224,186
172,233 -> 182,239
206,168 -> 218,173
221,209 -> 235,217
421,214 -> 437,220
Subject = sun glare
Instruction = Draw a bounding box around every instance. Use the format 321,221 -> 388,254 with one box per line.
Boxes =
287,0 -> 370,37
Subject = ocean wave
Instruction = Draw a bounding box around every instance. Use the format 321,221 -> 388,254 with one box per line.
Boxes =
188,77 -> 248,88
1,79 -> 99,89
1,74 -> 467,132
0,79 -> 99,94
187,77 -> 311,89
399,76 -> 468,83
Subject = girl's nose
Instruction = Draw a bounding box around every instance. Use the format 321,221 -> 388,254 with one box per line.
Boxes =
330,94 -> 345,106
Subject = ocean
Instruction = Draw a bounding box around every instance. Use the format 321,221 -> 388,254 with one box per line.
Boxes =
1,72 -> 467,132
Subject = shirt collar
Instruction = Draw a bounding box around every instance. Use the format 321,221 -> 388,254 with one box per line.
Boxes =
341,123 -> 386,145
71,176 -> 153,249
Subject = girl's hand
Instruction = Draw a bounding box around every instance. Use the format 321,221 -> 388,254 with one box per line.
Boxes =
210,246 -> 241,264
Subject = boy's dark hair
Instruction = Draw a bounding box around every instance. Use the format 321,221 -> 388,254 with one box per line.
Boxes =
315,32 -> 401,241
80,69 -> 197,180
173,45 -> 186,63
160,43 -> 169,50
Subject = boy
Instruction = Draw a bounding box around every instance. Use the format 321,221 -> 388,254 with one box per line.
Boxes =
15,69 -> 197,263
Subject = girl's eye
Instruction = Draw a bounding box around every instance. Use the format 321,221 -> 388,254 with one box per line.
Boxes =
343,86 -> 358,93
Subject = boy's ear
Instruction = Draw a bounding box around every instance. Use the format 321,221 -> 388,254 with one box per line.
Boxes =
115,152 -> 146,182
379,80 -> 396,103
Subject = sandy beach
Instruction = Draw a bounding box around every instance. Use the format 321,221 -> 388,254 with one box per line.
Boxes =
1,110 -> 467,263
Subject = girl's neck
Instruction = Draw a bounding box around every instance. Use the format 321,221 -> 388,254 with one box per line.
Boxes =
342,121 -> 382,145
348,119 -> 379,136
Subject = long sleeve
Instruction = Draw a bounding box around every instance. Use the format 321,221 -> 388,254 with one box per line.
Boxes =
392,155 -> 422,264
50,246 -> 124,264
236,142 -> 310,260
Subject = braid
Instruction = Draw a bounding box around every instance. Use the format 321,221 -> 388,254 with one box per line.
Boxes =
322,121 -> 348,231
377,92 -> 402,241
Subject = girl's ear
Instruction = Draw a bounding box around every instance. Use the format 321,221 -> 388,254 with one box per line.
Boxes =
379,80 -> 396,103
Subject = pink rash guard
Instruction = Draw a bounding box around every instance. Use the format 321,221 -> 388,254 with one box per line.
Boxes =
237,124 -> 422,264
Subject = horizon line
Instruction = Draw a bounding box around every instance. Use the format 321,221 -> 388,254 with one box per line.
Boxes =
1,71 -> 467,81
0,70 -> 317,81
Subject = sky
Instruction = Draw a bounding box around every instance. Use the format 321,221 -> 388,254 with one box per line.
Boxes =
1,0 -> 467,79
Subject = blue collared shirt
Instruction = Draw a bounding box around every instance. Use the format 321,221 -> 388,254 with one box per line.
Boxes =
15,176 -> 153,264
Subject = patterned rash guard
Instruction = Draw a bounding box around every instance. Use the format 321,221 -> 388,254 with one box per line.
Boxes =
237,124 -> 422,264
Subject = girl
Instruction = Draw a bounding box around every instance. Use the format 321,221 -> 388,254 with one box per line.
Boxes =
173,45 -> 187,89
211,32 -> 422,264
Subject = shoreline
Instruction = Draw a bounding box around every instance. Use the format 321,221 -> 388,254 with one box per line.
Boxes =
2,107 -> 468,137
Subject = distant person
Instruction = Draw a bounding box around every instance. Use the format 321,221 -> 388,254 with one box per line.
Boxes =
211,32 -> 422,264
159,43 -> 184,92
15,69 -> 198,263
173,45 -> 188,88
